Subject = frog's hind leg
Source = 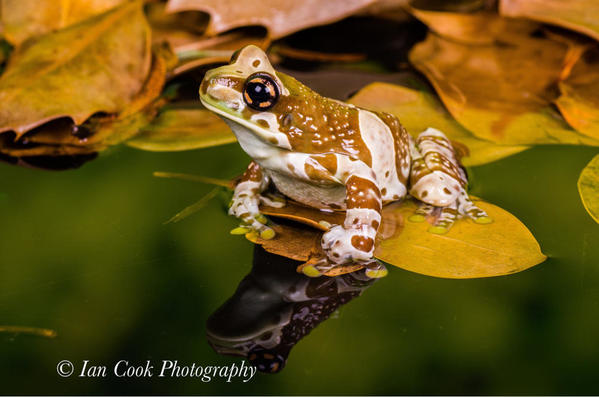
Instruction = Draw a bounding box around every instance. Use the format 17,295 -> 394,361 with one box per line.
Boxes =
408,128 -> 491,233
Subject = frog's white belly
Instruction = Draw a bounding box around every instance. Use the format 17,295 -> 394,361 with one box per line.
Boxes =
268,170 -> 347,210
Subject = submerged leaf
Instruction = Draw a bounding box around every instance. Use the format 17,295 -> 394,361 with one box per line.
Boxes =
500,0 -> 599,42
0,1 -> 151,137
166,0 -> 377,39
1,0 -> 125,46
556,45 -> 599,141
409,17 -> 599,146
578,154 -> 599,224
349,82 -> 529,166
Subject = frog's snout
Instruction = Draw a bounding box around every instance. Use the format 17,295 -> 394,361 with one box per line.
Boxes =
200,72 -> 245,112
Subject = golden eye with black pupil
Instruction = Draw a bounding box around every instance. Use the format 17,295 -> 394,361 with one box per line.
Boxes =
243,73 -> 279,111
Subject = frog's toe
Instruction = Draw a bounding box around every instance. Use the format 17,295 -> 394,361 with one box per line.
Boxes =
428,204 -> 458,234
474,215 -> 493,224
259,193 -> 286,208
409,202 -> 435,223
365,261 -> 388,279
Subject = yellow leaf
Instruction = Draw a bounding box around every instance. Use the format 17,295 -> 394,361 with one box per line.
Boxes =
0,1 -> 151,137
165,0 -> 377,39
500,0 -> 599,42
578,154 -> 599,224
349,82 -> 529,166
375,200 -> 546,279
409,19 -> 599,146
126,106 -> 236,152
259,200 -> 545,279
1,0 -> 126,46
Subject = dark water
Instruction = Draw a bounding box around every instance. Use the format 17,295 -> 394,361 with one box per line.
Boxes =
0,142 -> 598,395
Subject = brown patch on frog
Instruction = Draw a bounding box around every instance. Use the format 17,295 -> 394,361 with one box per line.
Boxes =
304,161 -> 336,183
272,73 -> 372,167
351,235 -> 374,252
252,59 -> 261,67
268,137 -> 278,144
312,153 -> 337,175
239,161 -> 263,184
257,119 -> 269,128
287,163 -> 295,172
346,176 -> 381,212
381,187 -> 387,196
371,220 -> 380,229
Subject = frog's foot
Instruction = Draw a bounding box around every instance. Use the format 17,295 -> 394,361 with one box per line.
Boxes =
229,191 -> 275,240
410,191 -> 492,235
321,224 -> 376,265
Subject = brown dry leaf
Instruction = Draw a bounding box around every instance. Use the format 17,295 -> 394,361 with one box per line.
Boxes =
126,105 -> 235,152
375,200 -> 546,278
555,45 -> 599,140
1,0 -> 126,46
172,29 -> 270,76
15,44 -> 172,155
257,199 -> 545,279
146,1 -> 208,49
349,82 -> 529,166
578,154 -> 599,224
500,0 -> 599,42
248,220 -> 366,277
166,0 -> 377,39
409,25 -> 599,146
408,8 -> 538,45
0,1 -> 151,138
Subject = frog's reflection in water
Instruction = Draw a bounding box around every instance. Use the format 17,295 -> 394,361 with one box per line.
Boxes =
206,246 -> 378,374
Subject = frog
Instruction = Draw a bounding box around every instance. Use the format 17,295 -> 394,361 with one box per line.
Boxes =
199,45 -> 491,278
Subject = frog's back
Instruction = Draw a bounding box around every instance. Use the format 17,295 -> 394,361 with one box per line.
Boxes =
272,73 -> 410,202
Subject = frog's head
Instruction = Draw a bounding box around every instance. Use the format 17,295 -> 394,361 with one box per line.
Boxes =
200,45 -> 310,151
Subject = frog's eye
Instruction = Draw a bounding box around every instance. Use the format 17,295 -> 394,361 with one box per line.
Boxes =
243,73 -> 280,111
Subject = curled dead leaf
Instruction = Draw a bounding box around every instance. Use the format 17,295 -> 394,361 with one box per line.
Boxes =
349,82 -> 529,166
500,0 -> 599,42
578,154 -> 599,224
409,24 -> 599,146
0,1 -> 151,138
166,0 -> 377,39
556,45 -> 599,141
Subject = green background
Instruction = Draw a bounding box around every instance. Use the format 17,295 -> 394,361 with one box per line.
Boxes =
0,139 -> 598,394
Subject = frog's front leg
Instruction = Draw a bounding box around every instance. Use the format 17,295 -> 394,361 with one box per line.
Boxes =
408,128 -> 491,233
229,161 -> 283,239
316,156 -> 383,267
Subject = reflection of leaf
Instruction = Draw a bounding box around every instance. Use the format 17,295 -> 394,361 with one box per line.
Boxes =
556,46 -> 599,141
578,154 -> 599,224
500,0 -> 599,42
258,199 -> 545,279
349,82 -> 529,166
0,1 -> 151,138
375,200 -> 546,279
127,105 -> 235,152
166,0 -> 376,39
1,0 -> 125,46
409,20 -> 599,146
